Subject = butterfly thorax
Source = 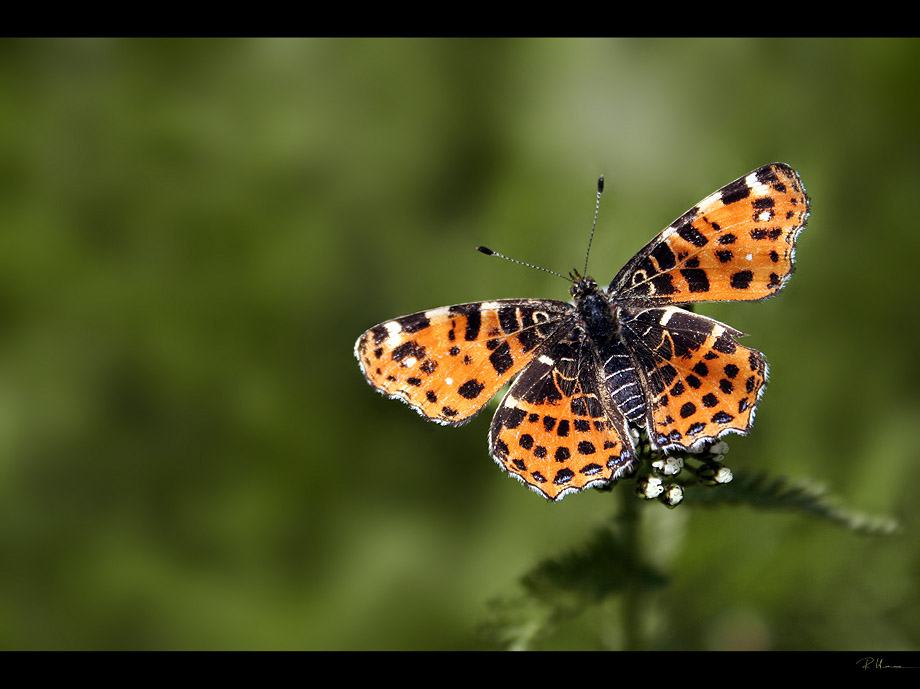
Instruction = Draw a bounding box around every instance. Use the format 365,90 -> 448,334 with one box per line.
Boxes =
571,275 -> 617,344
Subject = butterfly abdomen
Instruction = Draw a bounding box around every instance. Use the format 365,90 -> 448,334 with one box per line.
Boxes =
575,279 -> 648,426
599,336 -> 647,425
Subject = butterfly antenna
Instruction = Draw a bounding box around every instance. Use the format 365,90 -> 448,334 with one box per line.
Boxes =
476,246 -> 571,283
582,175 -> 605,275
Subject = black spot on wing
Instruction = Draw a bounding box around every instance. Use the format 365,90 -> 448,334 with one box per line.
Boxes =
371,325 -> 388,344
730,270 -> 754,290
680,269 -> 710,293
391,341 -> 425,362
676,222 -> 708,248
498,305 -> 518,334
577,441 -> 596,455
553,468 -> 574,485
449,304 -> 481,341
713,333 -> 737,354
650,241 -> 677,270
489,341 -> 514,375
650,274 -> 676,295
720,177 -> 750,204
755,165 -> 780,185
457,378 -> 485,399
501,406 -> 527,429
397,312 -> 430,333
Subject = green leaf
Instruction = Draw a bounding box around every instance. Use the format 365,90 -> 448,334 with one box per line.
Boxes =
480,526 -> 667,649
681,470 -> 900,535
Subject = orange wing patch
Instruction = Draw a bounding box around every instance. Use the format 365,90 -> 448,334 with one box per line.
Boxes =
621,306 -> 766,451
355,300 -> 568,425
612,162 -> 808,304
489,336 -> 638,500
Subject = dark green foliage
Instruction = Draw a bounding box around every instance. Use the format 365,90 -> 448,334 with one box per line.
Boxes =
481,524 -> 666,650
683,470 -> 900,536
482,452 -> 897,650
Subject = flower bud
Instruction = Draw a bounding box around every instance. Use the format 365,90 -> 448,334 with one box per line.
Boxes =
658,484 -> 684,507
652,456 -> 683,476
635,475 -> 664,500
697,462 -> 733,485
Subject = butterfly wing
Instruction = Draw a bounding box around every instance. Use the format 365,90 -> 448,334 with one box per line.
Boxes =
489,330 -> 639,500
610,162 -> 809,305
355,299 -> 570,426
619,305 -> 767,451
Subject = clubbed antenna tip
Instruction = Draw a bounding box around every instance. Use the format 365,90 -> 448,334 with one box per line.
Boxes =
478,177 -> 605,285
476,245 -> 568,282
583,174 -> 605,275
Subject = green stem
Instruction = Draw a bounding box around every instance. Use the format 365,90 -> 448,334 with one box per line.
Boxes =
619,486 -> 645,651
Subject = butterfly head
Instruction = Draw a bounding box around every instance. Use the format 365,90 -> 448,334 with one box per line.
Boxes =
568,271 -> 599,300
569,270 -> 617,342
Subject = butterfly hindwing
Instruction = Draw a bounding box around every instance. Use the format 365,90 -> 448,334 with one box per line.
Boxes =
611,162 -> 808,305
355,299 -> 570,425
489,331 -> 638,500
620,306 -> 767,450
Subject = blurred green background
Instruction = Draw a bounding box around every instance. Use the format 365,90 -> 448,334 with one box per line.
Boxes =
0,38 -> 917,650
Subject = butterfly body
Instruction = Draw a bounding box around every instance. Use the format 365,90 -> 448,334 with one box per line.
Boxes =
355,163 -> 809,500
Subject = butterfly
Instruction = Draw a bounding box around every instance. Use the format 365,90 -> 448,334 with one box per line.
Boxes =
355,163 -> 809,500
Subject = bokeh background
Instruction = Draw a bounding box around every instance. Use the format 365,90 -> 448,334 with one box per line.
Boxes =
0,38 -> 917,650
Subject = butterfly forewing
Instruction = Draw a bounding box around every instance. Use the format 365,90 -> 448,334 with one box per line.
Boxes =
611,163 -> 808,305
355,299 -> 570,425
